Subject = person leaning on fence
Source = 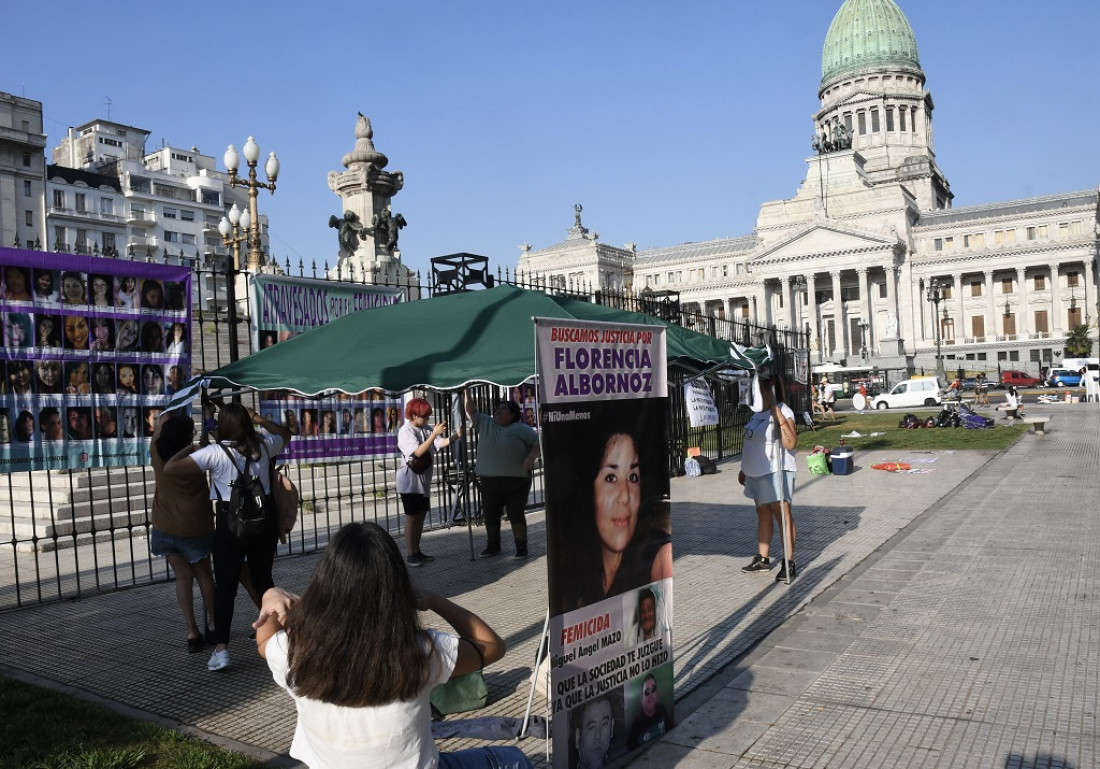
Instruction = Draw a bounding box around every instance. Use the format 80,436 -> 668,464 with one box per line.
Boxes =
150,412 -> 217,654
739,373 -> 800,582
464,390 -> 540,559
252,521 -> 533,769
397,397 -> 458,568
165,403 -> 292,672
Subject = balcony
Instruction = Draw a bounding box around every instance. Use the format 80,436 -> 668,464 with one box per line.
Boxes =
127,210 -> 156,225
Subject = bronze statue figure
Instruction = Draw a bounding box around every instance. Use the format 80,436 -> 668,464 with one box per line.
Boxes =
329,210 -> 369,254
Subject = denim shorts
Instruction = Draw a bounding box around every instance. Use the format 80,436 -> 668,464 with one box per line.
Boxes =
743,471 -> 796,505
150,527 -> 214,563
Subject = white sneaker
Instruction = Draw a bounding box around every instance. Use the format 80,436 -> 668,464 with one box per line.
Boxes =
207,648 -> 231,671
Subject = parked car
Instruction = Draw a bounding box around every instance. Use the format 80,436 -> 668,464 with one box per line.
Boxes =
1045,367 -> 1083,387
1001,370 -> 1041,388
871,377 -> 943,410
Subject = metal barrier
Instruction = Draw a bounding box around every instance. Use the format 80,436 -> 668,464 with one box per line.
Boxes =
0,256 -> 803,610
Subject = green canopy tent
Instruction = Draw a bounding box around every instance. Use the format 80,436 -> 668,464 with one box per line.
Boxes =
171,284 -> 769,405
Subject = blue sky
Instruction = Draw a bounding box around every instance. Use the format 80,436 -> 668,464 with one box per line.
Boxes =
6,1 -> 1099,279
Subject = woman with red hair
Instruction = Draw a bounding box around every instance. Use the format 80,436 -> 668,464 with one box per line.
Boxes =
396,397 -> 457,567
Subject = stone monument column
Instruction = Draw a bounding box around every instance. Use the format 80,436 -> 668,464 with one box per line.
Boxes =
327,113 -> 409,284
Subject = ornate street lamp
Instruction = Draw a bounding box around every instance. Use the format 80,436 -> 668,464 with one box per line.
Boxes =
928,279 -> 945,380
224,137 -> 279,272
217,204 -> 249,362
858,318 -> 869,361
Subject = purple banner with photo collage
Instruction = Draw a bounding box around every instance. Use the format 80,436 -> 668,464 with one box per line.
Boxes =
0,247 -> 191,472
250,272 -> 404,463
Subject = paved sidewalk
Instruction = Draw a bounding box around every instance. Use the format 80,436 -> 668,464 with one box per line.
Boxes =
0,403 -> 1095,768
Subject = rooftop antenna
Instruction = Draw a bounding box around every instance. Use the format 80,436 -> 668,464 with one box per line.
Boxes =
104,97 -> 113,120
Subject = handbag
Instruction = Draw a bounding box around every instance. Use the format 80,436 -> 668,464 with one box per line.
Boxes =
430,670 -> 488,715
407,451 -> 433,475
272,469 -> 299,543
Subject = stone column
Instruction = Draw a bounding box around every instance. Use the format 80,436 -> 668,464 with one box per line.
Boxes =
831,270 -> 844,358
806,273 -> 819,344
953,272 -> 965,342
1016,267 -> 1029,338
780,275 -> 792,328
1049,262 -> 1061,335
984,270 -> 996,342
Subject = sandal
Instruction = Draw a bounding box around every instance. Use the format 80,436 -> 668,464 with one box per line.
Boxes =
187,636 -> 204,653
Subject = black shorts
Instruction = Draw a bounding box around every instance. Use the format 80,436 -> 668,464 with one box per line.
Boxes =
400,493 -> 430,516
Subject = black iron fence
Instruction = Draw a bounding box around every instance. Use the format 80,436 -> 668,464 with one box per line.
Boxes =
0,255 -> 805,610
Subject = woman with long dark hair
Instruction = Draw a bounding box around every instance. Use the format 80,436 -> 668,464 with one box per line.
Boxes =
738,373 -> 799,581
165,402 -> 292,671
253,522 -> 531,769
548,403 -> 672,615
150,413 -> 217,652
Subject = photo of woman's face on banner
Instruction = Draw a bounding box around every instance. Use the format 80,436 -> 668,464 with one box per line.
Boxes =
544,399 -> 672,617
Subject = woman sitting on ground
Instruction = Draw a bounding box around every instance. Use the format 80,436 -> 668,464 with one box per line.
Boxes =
253,521 -> 533,769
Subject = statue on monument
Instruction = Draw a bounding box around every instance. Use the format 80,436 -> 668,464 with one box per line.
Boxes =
329,210 -> 370,255
812,117 -> 852,154
372,208 -> 407,253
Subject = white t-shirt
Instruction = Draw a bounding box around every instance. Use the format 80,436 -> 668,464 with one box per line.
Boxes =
741,404 -> 797,477
189,429 -> 286,500
265,628 -> 459,769
396,421 -> 447,495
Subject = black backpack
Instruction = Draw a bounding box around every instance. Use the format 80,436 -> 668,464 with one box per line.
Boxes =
215,445 -> 269,539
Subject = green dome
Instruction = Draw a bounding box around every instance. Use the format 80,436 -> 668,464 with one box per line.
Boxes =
821,0 -> 921,88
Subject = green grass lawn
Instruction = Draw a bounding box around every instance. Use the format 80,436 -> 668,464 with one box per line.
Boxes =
795,410 -> 1028,453
0,675 -> 264,769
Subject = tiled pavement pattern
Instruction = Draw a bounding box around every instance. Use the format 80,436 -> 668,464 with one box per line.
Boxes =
0,402 -> 1094,768
634,402 -> 1099,768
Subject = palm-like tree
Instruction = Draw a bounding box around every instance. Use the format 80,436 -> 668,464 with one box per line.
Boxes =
1064,324 -> 1094,357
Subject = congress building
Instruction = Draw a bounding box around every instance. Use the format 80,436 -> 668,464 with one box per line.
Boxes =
518,0 -> 1099,378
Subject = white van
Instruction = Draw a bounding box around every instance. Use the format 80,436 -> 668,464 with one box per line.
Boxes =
871,377 -> 942,410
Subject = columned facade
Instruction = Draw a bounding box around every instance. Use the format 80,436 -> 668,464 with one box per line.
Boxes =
515,0 -> 1100,372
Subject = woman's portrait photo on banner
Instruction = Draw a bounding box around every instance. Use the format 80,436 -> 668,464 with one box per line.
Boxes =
142,364 -> 164,396
33,268 -> 58,303
116,363 -> 138,395
140,278 -> 164,310
115,275 -> 137,309
8,360 -> 34,395
115,319 -> 139,352
65,361 -> 91,395
39,406 -> 63,441
63,314 -> 89,350
36,314 -> 60,348
89,316 -> 114,352
4,311 -> 32,347
119,406 -> 140,438
14,410 -> 35,443
60,271 -> 87,306
94,405 -> 118,439
300,408 -> 319,438
34,360 -> 62,395
545,399 -> 673,617
92,362 -> 115,395
89,273 -> 113,307
166,322 -> 187,355
2,263 -> 33,302
139,320 -> 164,353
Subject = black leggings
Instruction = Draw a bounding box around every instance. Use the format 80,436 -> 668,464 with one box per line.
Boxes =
211,507 -> 278,646
480,475 -> 532,549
